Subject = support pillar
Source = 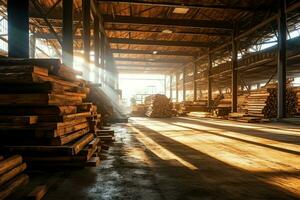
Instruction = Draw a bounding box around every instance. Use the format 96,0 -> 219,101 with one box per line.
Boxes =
176,73 -> 179,102
231,28 -> 238,113
193,63 -> 197,101
94,15 -> 100,83
100,33 -> 106,83
83,0 -> 91,80
7,0 -> 29,58
62,0 -> 74,68
30,35 -> 36,58
183,68 -> 186,101
170,75 -> 172,100
277,0 -> 287,118
208,53 -> 213,109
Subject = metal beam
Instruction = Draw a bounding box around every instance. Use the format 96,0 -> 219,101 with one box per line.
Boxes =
8,0 -> 29,58
111,49 -> 197,57
116,64 -> 175,68
106,28 -> 231,37
83,0 -> 91,80
62,0 -> 73,68
103,15 -> 233,30
98,0 -> 270,11
277,0 -> 287,118
114,57 -> 188,63
208,53 -> 212,109
109,38 -> 212,47
231,28 -> 238,113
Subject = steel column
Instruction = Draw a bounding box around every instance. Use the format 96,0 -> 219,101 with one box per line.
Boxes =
94,15 -> 100,83
193,63 -> 197,101
62,0 -> 74,68
277,0 -> 287,118
231,28 -> 238,113
83,0 -> 91,80
183,68 -> 186,101
7,0 -> 29,58
169,75 -> 172,100
208,53 -> 213,109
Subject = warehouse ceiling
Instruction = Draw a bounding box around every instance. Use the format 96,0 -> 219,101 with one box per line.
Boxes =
2,0 -> 298,75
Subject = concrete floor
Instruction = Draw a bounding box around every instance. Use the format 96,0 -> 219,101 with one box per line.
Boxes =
12,116 -> 300,200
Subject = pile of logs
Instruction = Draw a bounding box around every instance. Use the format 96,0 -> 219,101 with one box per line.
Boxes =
0,59 -> 102,168
0,155 -> 28,199
245,83 -> 297,118
145,94 -> 172,118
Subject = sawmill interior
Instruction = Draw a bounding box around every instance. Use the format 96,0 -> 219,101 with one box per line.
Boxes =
0,0 -> 300,199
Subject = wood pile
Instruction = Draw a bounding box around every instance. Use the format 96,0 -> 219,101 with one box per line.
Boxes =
0,58 -> 102,168
0,155 -> 29,200
293,87 -> 300,114
131,104 -> 147,117
183,100 -> 208,112
144,94 -> 172,118
213,93 -> 231,117
245,83 -> 297,118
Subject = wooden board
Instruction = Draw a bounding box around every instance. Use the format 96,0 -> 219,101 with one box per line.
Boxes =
0,163 -> 27,186
0,155 -> 23,176
0,174 -> 29,200
26,185 -> 48,200
50,127 -> 89,145
0,116 -> 38,125
0,106 -> 77,116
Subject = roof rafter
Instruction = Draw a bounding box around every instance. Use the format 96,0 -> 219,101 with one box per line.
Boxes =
103,15 -> 233,30
111,49 -> 197,57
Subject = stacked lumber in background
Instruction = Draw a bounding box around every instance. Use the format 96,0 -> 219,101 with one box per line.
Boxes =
293,87 -> 300,114
145,94 -> 172,118
213,93 -> 231,117
183,100 -> 208,112
0,155 -> 29,200
172,102 -> 187,116
131,104 -> 147,117
0,58 -> 101,168
245,83 -> 297,118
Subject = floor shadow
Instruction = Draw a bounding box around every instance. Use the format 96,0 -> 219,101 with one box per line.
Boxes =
171,122 -> 300,156
171,117 -> 300,145
130,122 -> 299,200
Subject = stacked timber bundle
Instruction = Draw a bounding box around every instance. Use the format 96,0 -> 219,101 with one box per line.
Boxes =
0,155 -> 28,199
183,100 -> 208,112
131,104 -> 147,117
0,59 -> 101,168
245,83 -> 297,118
214,93 -> 231,116
293,87 -> 300,114
144,94 -> 172,118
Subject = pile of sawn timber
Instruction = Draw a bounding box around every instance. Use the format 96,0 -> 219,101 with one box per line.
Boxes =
0,155 -> 28,200
245,83 -> 297,118
0,59 -> 102,168
145,94 -> 172,118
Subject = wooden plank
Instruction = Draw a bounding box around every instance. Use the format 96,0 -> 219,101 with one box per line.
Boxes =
85,157 -> 100,167
0,93 -> 82,106
0,82 -> 64,94
4,146 -> 75,156
38,112 -> 91,122
51,122 -> 89,137
0,65 -> 48,76
50,127 -> 89,145
26,185 -> 48,200
0,155 -> 22,176
0,116 -> 38,125
0,163 -> 27,186
73,134 -> 94,155
0,106 -> 77,116
0,174 -> 29,200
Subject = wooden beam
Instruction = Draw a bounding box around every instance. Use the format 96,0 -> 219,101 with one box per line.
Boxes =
97,0 -> 271,11
109,38 -> 212,47
103,15 -> 233,30
111,49 -> 197,57
114,57 -> 188,63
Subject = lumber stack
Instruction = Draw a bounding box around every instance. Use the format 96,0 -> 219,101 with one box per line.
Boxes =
213,93 -> 231,117
131,104 -> 147,117
183,100 -> 208,112
294,87 -> 300,114
0,155 -> 29,200
245,83 -> 297,118
0,58 -> 101,168
144,94 -> 172,118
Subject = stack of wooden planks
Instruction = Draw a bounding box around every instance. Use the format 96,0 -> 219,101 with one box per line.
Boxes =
183,100 -> 208,112
0,59 -> 101,168
0,155 -> 29,199
245,83 -> 297,118
131,104 -> 147,117
213,93 -> 232,117
293,87 -> 300,114
144,94 -> 172,118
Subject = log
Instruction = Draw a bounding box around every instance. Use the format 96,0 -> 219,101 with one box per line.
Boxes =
0,174 -> 29,200
0,163 -> 27,186
0,155 -> 22,176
